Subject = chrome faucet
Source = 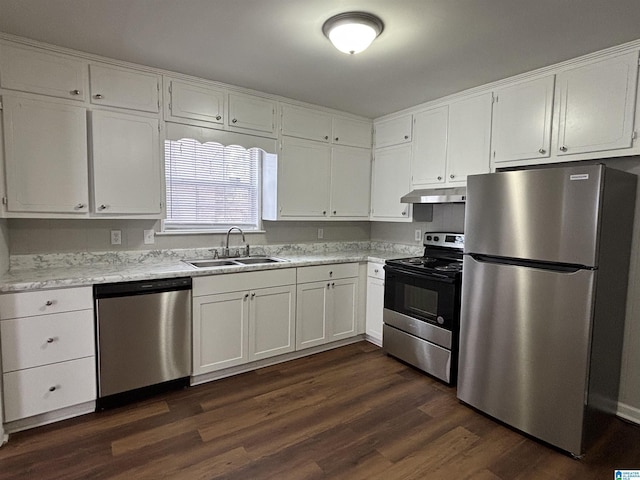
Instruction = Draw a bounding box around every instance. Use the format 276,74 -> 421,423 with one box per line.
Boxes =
223,226 -> 249,258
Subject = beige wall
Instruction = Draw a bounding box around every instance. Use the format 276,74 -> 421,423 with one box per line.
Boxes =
7,219 -> 371,254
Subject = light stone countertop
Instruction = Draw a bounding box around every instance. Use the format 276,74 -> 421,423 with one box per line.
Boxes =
0,243 -> 420,292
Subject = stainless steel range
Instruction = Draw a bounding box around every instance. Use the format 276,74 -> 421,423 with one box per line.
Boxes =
383,232 -> 464,385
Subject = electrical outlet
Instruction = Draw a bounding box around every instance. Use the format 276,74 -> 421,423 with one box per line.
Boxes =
110,230 -> 122,245
415,229 -> 422,242
318,228 -> 324,239
144,229 -> 155,245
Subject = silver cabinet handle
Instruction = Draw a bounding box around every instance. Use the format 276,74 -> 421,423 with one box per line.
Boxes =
323,210 -> 327,215
404,135 -> 409,140
437,176 -> 442,180
251,292 -> 256,299
450,174 -> 455,179
98,204 -> 108,211
94,94 -> 103,99
45,300 -> 54,306
71,89 -> 81,96
324,135 -> 329,140
75,203 -> 86,210
374,269 -> 379,273
215,115 -> 222,121
333,210 -> 337,215
232,118 -> 238,124
539,148 -> 546,154
46,337 -> 55,343
327,283 -> 330,288
49,386 -> 57,392
560,146 -> 568,152
244,293 -> 249,300
401,210 -> 407,216
331,282 -> 335,287
335,137 -> 339,142
329,271 -> 333,277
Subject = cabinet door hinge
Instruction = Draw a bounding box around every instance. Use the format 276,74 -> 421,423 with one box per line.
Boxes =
2,197 -> 7,205
493,150 -> 496,158
0,99 -> 3,110
633,130 -> 638,141
168,83 -> 172,94
492,93 -> 498,104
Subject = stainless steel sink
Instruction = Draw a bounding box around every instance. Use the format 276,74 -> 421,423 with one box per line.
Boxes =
183,256 -> 287,269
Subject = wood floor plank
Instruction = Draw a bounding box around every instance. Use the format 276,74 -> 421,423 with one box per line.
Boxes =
0,341 -> 638,480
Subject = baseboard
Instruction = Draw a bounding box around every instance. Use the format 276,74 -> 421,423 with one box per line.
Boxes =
617,401 -> 640,425
365,334 -> 382,347
4,401 -> 96,434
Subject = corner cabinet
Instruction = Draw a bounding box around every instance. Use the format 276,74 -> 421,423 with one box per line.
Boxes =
192,269 -> 296,376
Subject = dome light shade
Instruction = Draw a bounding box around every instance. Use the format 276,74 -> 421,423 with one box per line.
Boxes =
322,12 -> 384,55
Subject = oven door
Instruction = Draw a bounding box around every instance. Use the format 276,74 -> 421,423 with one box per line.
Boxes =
383,265 -> 458,332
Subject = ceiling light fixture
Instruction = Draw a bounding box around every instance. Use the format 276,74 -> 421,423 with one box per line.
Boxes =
322,12 -> 384,55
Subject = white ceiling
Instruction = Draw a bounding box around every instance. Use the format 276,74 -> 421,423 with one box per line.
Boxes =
1,0 -> 640,119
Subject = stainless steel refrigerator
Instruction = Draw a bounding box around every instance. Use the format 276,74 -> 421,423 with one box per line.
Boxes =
457,164 -> 636,457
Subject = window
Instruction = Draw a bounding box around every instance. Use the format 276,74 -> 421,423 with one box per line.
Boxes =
164,138 -> 262,231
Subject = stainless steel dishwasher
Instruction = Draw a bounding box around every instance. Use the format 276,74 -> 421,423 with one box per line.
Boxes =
94,277 -> 192,409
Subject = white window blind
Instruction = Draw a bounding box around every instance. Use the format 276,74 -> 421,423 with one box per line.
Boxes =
164,138 -> 261,231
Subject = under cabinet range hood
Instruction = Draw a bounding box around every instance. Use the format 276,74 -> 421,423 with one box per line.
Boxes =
401,187 -> 467,204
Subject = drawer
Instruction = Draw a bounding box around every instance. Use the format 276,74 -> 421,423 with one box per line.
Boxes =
1,309 -> 95,372
367,262 -> 385,280
0,287 -> 93,320
3,356 -> 96,422
297,263 -> 359,284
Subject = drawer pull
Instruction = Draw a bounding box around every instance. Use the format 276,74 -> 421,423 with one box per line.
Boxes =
45,300 -> 55,307
49,386 -> 57,392
374,269 -> 379,273
329,271 -> 333,277
46,337 -> 55,344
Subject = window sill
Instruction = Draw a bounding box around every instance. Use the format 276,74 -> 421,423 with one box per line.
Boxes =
156,229 -> 266,236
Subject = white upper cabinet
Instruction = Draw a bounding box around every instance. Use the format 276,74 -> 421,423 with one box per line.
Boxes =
374,114 -> 412,148
492,75 -> 555,163
2,96 -> 89,214
555,51 -> 639,156
228,92 -> 276,135
165,78 -> 226,125
370,143 -> 412,222
330,146 -> 371,218
0,42 -> 87,101
277,137 -> 331,218
91,110 -> 161,215
446,92 -> 493,183
411,106 -> 448,186
89,63 -> 160,113
281,104 -> 332,143
332,116 -> 372,148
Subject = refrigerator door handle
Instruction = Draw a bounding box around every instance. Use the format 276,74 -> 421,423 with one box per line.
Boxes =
468,254 -> 590,273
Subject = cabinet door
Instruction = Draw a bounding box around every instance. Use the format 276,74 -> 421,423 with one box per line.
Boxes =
89,63 -> 160,113
447,93 -> 492,184
296,281 -> 330,349
2,96 -> 89,214
492,76 -> 555,163
228,93 -> 276,135
248,285 -> 295,361
374,115 -> 412,148
281,104 -> 332,143
168,79 -> 225,125
411,106 -> 448,186
366,276 -> 385,344
370,144 -> 412,221
332,116 -> 372,148
330,278 -> 358,342
91,110 -> 161,215
278,137 -> 331,218
330,146 -> 371,219
193,291 -> 249,374
556,52 -> 638,156
0,42 -> 86,101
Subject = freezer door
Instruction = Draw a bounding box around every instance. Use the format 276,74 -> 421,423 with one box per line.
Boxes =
465,165 -> 603,266
458,255 -> 595,455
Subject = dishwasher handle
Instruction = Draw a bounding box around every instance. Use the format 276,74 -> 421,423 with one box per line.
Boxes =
94,277 -> 192,299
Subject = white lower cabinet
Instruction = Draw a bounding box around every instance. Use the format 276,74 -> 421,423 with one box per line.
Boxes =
192,269 -> 296,375
0,287 -> 96,423
296,263 -> 359,350
365,262 -> 385,345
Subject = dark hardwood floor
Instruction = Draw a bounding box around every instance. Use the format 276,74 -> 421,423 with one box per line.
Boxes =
1,341 -> 639,479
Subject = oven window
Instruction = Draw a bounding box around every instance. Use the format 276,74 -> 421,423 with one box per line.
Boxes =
404,285 -> 438,319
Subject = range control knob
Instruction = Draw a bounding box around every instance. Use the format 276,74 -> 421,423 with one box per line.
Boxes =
426,235 -> 432,241
436,316 -> 445,325
434,236 -> 440,242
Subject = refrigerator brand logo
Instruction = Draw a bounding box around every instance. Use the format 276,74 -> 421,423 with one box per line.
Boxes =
615,470 -> 640,479
569,174 -> 590,180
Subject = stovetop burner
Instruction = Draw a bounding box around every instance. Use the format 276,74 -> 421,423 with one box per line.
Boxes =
435,263 -> 463,272
385,232 -> 465,278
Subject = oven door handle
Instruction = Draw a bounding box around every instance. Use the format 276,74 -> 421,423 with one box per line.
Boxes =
384,265 -> 456,283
